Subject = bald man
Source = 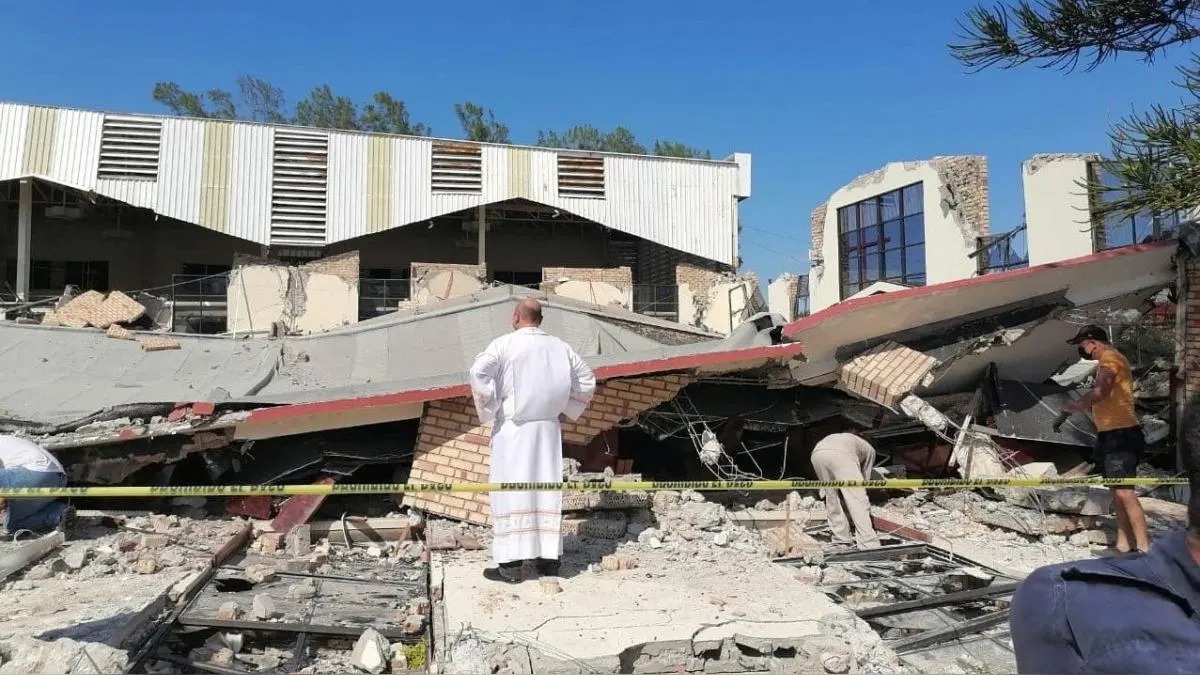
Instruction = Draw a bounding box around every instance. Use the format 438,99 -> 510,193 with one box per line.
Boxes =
469,298 -> 596,583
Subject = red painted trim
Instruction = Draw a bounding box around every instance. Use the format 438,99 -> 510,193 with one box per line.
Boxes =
242,342 -> 805,425
783,241 -> 1174,339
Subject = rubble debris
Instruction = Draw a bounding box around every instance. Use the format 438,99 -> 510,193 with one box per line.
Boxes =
350,628 -> 391,674
106,324 -> 135,340
600,555 -> 638,571
217,601 -> 242,621
252,594 -> 277,620
140,336 -> 181,352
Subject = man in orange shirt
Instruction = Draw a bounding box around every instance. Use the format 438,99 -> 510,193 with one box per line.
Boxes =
1062,324 -> 1150,553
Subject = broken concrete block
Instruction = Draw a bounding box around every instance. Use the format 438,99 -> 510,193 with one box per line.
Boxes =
134,556 -> 158,574
258,532 -> 284,553
117,538 -> 138,552
407,598 -> 430,615
245,563 -> 277,584
1069,529 -> 1111,547
252,594 -> 277,620
600,554 -> 637,571
278,558 -> 314,574
403,614 -> 427,635
764,524 -> 824,563
287,524 -> 312,556
212,648 -> 235,667
217,601 -> 242,621
106,324 -> 135,340
139,534 -> 169,549
350,628 -> 390,673
540,579 -> 562,594
288,581 -> 317,599
61,545 -> 90,571
821,650 -> 852,674
141,336 -> 181,352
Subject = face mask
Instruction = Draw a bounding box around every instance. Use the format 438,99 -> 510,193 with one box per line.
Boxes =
1077,346 -> 1094,360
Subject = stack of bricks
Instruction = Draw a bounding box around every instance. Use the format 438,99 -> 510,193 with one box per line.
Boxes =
403,373 -> 691,525
838,341 -> 939,410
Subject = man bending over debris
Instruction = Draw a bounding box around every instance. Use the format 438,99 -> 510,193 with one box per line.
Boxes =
810,432 -> 880,550
469,298 -> 596,583
1058,324 -> 1150,553
1011,387 -> 1200,672
0,435 -> 71,535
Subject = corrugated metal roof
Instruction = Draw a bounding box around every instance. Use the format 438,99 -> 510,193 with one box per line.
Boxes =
0,101 -> 746,264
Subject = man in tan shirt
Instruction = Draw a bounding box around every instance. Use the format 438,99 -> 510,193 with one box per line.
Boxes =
1063,324 -> 1149,553
811,432 -> 881,549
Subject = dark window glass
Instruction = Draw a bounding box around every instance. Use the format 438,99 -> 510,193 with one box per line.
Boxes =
837,182 -> 926,299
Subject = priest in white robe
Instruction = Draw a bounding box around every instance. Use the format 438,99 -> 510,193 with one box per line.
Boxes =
468,298 -> 596,583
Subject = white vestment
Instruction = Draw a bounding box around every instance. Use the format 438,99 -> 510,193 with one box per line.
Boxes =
468,326 -> 596,564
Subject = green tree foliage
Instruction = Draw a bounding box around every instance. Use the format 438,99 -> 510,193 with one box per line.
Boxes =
454,102 -> 510,143
152,77 -> 430,135
950,0 -> 1200,222
653,140 -> 713,159
151,78 -> 711,156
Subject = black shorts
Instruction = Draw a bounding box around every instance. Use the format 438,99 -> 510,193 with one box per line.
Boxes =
1093,426 -> 1145,481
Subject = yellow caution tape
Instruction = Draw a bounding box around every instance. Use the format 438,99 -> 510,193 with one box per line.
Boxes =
0,477 -> 1188,498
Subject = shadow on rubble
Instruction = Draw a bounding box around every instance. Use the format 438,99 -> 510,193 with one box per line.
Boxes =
36,611 -> 144,648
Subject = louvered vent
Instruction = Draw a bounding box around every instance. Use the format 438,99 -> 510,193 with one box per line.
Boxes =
98,116 -> 162,180
270,130 -> 329,247
557,154 -> 605,198
431,142 -> 482,193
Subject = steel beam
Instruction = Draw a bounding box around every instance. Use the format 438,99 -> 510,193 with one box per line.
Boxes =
856,582 -> 1019,619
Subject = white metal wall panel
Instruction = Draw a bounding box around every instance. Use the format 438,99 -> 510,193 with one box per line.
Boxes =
527,149 -> 557,203
393,137 -> 434,227
155,118 -> 205,225
326,132 -> 368,244
49,108 -> 103,189
481,145 -> 509,202
0,103 -> 30,180
228,124 -> 273,245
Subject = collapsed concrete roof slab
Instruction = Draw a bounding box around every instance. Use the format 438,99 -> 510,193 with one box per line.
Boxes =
783,242 -> 1175,390
1,285 -> 799,443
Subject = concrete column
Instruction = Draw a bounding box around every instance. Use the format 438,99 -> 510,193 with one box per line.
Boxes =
476,205 -> 487,267
16,179 -> 32,301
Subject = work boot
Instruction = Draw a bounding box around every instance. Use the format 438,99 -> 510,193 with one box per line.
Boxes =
482,561 -> 522,584
535,557 -> 561,577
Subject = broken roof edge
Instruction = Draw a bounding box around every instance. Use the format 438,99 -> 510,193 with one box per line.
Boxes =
239,341 -> 805,427
301,284 -> 721,342
782,240 -> 1177,340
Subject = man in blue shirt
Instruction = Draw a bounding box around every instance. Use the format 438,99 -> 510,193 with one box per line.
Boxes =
1009,403 -> 1200,672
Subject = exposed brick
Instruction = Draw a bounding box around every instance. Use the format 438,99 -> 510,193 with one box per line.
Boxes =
542,267 -> 633,285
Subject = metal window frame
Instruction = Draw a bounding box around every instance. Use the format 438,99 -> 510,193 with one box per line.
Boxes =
836,182 -> 926,299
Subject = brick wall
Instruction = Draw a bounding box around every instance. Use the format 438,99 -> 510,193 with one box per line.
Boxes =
676,262 -> 724,298
541,266 -> 633,285
838,341 -> 939,410
1183,257 -> 1200,406
302,250 -> 360,283
403,374 -> 690,525
932,156 -> 990,239
810,202 -> 829,261
411,262 -> 487,280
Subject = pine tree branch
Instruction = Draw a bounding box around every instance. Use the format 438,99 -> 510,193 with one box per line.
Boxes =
951,0 -> 1200,72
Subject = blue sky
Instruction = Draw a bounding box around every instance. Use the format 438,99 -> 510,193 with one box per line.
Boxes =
2,0 -> 1189,281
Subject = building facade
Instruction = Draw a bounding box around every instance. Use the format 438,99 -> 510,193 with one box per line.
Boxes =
806,153 -> 1185,314
0,102 -> 751,329
808,156 -> 990,312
